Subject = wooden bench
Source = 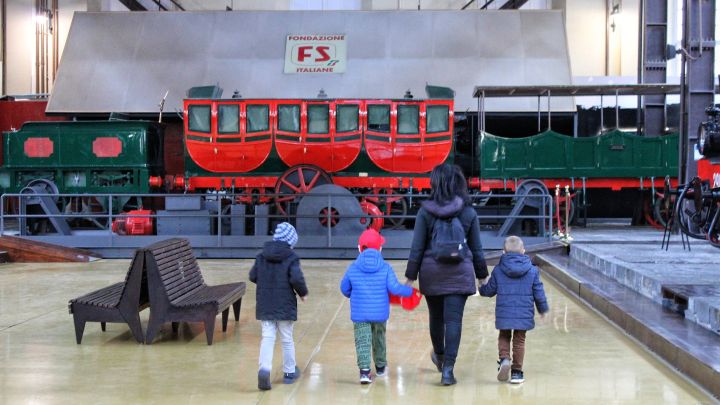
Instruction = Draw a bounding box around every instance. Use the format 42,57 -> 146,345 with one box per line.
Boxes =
143,238 -> 246,345
68,250 -> 148,344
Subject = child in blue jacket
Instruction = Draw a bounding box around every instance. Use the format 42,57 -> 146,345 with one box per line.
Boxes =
480,235 -> 549,385
340,228 -> 413,384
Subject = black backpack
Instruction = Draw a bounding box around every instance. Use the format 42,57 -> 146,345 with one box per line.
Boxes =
430,215 -> 467,263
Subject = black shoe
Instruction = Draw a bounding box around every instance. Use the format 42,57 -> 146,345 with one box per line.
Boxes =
283,366 -> 301,384
376,365 -> 387,377
441,365 -> 457,385
510,369 -> 525,384
359,368 -> 373,384
431,351 -> 444,372
258,369 -> 271,390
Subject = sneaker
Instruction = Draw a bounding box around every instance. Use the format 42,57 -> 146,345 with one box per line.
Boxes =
359,369 -> 373,384
497,358 -> 511,382
430,351 -> 444,372
510,369 -> 525,384
376,365 -> 387,377
283,366 -> 301,384
258,369 -> 271,391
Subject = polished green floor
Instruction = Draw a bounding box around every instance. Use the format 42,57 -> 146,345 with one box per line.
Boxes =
0,259 -> 715,404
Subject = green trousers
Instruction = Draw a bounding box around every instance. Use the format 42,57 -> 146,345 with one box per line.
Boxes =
353,322 -> 387,370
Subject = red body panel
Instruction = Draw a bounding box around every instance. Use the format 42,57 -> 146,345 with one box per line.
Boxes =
274,100 -> 363,172
184,100 -> 273,173
698,159 -> 720,188
364,99 -> 453,173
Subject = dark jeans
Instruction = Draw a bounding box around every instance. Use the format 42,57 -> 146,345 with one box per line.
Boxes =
425,294 -> 468,367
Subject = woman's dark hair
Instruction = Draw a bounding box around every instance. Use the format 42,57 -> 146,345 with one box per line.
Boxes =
429,163 -> 469,204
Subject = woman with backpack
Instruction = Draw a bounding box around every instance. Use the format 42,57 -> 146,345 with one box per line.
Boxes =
405,163 -> 489,386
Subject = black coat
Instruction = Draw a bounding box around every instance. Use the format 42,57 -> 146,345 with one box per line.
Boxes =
249,241 -> 308,321
405,196 -> 488,296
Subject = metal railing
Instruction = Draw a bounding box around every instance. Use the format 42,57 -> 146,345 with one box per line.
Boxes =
0,190 -> 554,249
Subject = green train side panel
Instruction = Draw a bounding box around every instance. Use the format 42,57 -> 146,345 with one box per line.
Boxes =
479,130 -> 678,179
0,121 -> 163,194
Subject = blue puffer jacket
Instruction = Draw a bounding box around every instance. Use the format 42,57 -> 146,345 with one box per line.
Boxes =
340,249 -> 413,322
479,253 -> 549,331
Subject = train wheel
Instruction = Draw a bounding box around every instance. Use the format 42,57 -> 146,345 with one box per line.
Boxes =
360,201 -> 384,231
274,165 -> 332,216
676,177 -> 710,239
366,188 -> 408,229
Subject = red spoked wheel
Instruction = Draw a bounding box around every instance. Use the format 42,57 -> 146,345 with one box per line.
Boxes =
360,201 -> 384,231
365,188 -> 408,229
318,207 -> 340,228
274,165 -> 333,216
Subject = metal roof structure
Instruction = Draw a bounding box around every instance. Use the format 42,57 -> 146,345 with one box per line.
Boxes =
48,10 -> 574,114
472,84 -> 681,98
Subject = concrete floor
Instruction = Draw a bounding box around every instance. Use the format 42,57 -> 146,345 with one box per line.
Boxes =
0,259 -> 715,404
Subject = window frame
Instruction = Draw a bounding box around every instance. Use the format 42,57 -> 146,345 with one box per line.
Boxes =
397,104 -> 420,135
246,104 -> 270,133
187,104 -> 212,134
277,104 -> 301,133
217,104 -> 240,134
367,104 -> 391,133
426,105 -> 450,134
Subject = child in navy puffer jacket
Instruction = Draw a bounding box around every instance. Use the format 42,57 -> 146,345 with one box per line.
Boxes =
480,235 -> 549,385
340,228 -> 413,384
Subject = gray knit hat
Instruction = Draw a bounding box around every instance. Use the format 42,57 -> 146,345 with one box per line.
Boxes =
273,222 -> 298,248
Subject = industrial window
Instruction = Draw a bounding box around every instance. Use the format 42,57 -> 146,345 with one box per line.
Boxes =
246,104 -> 269,133
218,104 -> 240,134
308,104 -> 329,134
278,104 -> 300,133
188,105 -> 211,133
337,104 -> 359,133
368,105 -> 390,133
398,105 -> 419,134
426,105 -> 449,133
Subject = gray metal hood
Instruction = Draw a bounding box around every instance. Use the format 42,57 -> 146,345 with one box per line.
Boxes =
48,10 -> 573,114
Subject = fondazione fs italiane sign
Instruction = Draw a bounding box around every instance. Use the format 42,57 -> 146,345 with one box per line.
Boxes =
284,34 -> 347,74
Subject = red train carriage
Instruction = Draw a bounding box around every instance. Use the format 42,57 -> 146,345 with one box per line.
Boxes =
182,96 -> 454,194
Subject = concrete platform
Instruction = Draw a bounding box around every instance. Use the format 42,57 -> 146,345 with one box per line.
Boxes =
0,259 -> 713,403
567,226 -> 720,335
536,252 -> 720,399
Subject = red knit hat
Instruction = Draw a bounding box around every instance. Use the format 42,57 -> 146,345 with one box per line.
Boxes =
358,228 -> 385,250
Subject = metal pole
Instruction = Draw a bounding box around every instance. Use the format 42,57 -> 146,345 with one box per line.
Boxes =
537,95 -> 541,132
564,185 -> 571,240
480,90 -> 486,132
547,90 -> 552,131
615,89 -> 620,129
600,95 -> 604,133
108,196 -> 113,247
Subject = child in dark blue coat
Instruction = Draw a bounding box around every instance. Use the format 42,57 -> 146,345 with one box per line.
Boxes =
480,235 -> 549,384
340,228 -> 413,384
250,222 -> 308,391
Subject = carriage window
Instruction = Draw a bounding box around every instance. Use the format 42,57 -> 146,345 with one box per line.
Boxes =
218,104 -> 239,134
308,104 -> 329,134
337,105 -> 359,133
426,105 -> 449,133
247,104 -> 269,133
278,104 -> 300,133
368,105 -> 390,132
188,105 -> 211,133
398,105 -> 419,134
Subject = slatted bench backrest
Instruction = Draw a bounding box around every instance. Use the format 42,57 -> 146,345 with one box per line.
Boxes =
118,249 -> 146,305
144,238 -> 205,304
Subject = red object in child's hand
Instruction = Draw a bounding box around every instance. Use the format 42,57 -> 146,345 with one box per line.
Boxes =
389,288 -> 423,311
